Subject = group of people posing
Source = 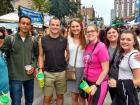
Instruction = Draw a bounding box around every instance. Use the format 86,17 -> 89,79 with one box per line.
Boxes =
0,15 -> 140,105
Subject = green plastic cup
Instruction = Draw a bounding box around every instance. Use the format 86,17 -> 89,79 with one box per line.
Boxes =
80,80 -> 91,94
36,72 -> 44,88
0,95 -> 10,105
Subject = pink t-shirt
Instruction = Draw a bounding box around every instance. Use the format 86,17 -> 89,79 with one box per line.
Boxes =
83,41 -> 109,82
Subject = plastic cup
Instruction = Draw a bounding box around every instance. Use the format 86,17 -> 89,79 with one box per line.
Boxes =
0,95 -> 10,105
80,80 -> 91,94
36,72 -> 44,88
25,65 -> 32,71
25,65 -> 33,75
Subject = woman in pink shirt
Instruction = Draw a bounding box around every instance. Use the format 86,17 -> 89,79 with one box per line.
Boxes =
83,25 -> 109,105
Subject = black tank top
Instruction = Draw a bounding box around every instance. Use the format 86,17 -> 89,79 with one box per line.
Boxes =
41,35 -> 67,72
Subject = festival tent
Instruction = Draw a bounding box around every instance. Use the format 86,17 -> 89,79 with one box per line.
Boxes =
111,21 -> 128,27
127,20 -> 140,25
128,20 -> 135,24
0,12 -> 19,22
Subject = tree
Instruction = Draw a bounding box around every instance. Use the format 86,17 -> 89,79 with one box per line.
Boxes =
0,0 -> 14,16
49,0 -> 78,19
31,0 -> 51,13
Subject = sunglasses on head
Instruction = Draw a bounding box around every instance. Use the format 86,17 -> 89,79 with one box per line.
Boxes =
0,35 -> 5,39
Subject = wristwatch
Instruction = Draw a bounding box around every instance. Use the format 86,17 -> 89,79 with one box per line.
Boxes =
95,83 -> 100,88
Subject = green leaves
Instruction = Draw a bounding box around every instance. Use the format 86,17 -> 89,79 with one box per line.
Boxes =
31,0 -> 79,20
0,0 -> 14,16
31,0 -> 51,13
49,0 -> 78,19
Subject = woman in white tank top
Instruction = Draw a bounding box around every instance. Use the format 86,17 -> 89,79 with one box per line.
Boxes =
67,18 -> 86,105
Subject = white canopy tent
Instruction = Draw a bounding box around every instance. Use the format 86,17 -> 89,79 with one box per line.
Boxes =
128,20 -> 135,24
0,12 -> 19,22
128,20 -> 140,25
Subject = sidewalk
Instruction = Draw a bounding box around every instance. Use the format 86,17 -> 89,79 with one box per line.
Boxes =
21,80 -> 111,105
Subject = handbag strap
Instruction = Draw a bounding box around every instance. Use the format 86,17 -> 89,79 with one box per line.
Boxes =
128,52 -> 137,71
109,46 -> 118,77
73,46 -> 79,68
85,41 -> 99,80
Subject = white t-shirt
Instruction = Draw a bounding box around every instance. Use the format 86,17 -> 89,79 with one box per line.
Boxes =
68,36 -> 84,67
118,50 -> 140,80
21,37 -> 25,42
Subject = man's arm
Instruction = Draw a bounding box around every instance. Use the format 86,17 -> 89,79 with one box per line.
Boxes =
65,46 -> 69,63
31,36 -> 39,68
38,38 -> 44,72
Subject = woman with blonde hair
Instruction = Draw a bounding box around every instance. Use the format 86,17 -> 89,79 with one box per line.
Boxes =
83,24 -> 109,105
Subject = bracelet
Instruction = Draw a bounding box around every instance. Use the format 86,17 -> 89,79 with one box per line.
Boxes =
39,68 -> 43,70
95,83 -> 99,88
39,68 -> 43,71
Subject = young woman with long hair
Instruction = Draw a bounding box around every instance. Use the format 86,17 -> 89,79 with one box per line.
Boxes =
67,18 -> 86,105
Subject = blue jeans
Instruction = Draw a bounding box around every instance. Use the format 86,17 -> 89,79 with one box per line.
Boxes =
9,79 -> 34,105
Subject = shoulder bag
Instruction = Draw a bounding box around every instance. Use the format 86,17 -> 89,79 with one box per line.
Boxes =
66,46 -> 79,81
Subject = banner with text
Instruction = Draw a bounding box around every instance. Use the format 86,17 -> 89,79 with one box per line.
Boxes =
18,6 -> 43,28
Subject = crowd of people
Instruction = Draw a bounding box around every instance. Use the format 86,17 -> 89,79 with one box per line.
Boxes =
0,15 -> 140,105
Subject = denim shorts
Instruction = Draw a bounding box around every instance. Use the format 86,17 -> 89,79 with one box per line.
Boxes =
44,70 -> 66,96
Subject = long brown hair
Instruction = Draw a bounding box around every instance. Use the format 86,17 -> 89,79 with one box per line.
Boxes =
69,18 -> 86,49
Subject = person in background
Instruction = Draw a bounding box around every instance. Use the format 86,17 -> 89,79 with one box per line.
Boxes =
135,27 -> 140,46
109,30 -> 140,105
67,18 -> 86,105
38,17 -> 68,105
29,25 -> 38,36
43,25 -> 49,36
83,24 -> 109,105
6,29 -> 13,35
63,25 -> 70,38
0,16 -> 38,105
99,29 -> 106,43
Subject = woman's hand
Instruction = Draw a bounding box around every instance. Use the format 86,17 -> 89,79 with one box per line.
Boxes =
90,85 -> 97,95
108,78 -> 117,88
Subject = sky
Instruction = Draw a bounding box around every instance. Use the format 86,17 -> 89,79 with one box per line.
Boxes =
81,0 -> 114,25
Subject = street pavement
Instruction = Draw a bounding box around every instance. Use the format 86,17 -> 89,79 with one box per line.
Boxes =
21,80 -> 111,105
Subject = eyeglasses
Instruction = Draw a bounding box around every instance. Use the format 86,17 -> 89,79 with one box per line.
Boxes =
0,35 -> 5,39
87,30 -> 96,34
